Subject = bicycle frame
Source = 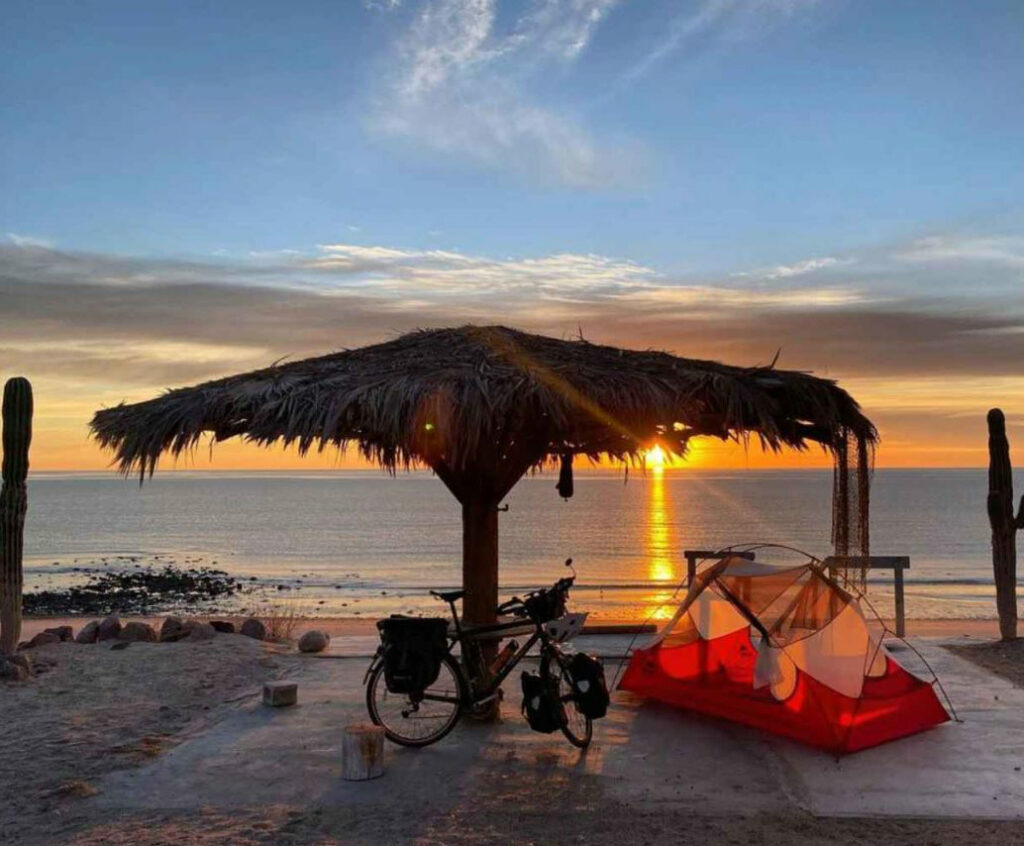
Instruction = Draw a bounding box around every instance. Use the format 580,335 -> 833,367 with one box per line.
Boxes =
416,613 -> 566,709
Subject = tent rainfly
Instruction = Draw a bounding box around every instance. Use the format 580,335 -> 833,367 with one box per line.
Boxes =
90,325 -> 877,638
619,554 -> 950,753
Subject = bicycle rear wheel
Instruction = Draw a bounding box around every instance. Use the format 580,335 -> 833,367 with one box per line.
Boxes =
366,654 -> 465,747
540,652 -> 593,749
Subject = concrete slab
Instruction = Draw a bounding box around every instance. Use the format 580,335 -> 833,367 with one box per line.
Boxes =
89,639 -> 1024,822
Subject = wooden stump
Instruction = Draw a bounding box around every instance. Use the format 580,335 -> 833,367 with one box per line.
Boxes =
342,723 -> 385,781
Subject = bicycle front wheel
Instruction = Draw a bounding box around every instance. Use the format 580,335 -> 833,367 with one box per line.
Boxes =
366,654 -> 465,747
540,652 -> 593,749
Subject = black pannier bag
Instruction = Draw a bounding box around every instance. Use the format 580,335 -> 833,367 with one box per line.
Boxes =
377,616 -> 448,695
567,653 -> 609,719
521,671 -> 565,733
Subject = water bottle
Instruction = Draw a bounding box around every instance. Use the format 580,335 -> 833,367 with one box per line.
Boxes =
489,639 -> 519,676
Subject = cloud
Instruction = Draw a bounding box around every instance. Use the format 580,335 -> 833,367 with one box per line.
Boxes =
762,256 -> 845,279
368,0 -> 640,188
606,0 -> 822,101
4,232 -> 1024,468
733,255 -> 849,280
7,233 -> 54,249
365,1 -> 827,187
895,234 -> 1024,268
3,228 -> 1024,415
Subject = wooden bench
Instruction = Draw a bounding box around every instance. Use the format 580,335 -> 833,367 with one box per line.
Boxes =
683,549 -> 756,587
824,556 -> 911,637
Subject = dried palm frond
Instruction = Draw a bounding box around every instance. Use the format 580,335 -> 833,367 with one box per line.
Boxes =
91,325 -> 877,481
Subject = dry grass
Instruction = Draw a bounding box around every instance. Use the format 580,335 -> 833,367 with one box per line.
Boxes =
254,603 -> 309,644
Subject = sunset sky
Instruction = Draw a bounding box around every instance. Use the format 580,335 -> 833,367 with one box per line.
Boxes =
2,1 -> 1022,472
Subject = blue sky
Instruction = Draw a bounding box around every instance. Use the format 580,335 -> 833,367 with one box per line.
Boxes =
4,0 -> 1022,268
1,1 -> 1023,467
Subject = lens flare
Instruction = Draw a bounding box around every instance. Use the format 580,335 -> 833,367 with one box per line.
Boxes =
645,445 -> 667,467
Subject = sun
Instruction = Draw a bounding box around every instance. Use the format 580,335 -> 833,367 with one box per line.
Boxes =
645,445 -> 667,467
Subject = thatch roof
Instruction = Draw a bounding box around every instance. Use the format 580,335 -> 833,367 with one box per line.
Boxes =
91,325 -> 877,481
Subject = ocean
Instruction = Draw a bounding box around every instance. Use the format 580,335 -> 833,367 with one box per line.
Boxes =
21,468 -> 1021,622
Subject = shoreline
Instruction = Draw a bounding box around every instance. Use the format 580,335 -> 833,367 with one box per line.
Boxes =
21,614 -> 1004,640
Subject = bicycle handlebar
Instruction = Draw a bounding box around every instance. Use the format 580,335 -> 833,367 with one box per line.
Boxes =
495,574 -> 575,618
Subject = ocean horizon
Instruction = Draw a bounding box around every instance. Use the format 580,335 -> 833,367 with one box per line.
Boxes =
21,467 -> 1021,622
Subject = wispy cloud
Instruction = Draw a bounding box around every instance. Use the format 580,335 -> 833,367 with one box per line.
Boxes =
602,0 -> 822,103
7,232 -> 54,249
366,0 -> 825,187
368,0 -> 639,188
761,256 -> 847,279
3,227 -> 1023,404
4,228 -> 1024,466
895,234 -> 1024,268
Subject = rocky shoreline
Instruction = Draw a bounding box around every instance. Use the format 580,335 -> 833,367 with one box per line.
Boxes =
1,612 -> 334,683
23,563 -> 249,616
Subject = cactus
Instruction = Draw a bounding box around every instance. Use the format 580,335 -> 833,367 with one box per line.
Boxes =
987,408 -> 1024,641
0,377 -> 32,654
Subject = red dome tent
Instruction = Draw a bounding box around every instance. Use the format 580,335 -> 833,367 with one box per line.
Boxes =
619,554 -> 950,754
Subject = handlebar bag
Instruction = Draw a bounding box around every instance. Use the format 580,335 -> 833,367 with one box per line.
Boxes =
521,671 -> 565,733
523,589 -> 567,624
567,653 -> 609,719
377,617 -> 448,695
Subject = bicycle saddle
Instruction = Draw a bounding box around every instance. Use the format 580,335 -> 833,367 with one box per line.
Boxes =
430,589 -> 465,603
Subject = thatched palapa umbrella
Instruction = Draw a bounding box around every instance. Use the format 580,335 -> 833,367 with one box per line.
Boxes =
91,325 -> 876,634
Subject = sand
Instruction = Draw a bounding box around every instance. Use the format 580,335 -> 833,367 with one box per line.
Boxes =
4,616 -> 1023,844
947,637 -> 1024,688
21,614 -> 1005,641
0,636 -> 292,843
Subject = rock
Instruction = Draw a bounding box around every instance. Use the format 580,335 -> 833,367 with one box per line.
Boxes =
240,618 -> 266,641
75,621 -> 100,644
7,653 -> 31,674
97,615 -> 122,641
119,621 -> 158,642
26,631 -> 62,649
0,659 -> 29,682
298,630 -> 330,654
184,622 -> 216,642
263,681 -> 297,707
109,641 -> 131,651
210,620 -> 235,634
44,625 -> 75,642
159,616 -> 187,642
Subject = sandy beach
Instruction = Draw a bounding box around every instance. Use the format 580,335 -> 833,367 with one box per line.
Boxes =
3,630 -> 1024,844
21,614 -> 1006,642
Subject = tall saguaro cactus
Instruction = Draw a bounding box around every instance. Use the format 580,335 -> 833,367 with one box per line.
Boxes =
0,377 -> 32,654
987,408 -> 1023,641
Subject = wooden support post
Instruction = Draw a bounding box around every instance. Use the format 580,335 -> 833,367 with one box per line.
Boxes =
824,556 -> 910,637
893,566 -> 905,638
462,500 -> 499,633
683,549 -> 755,585
987,409 -> 1022,641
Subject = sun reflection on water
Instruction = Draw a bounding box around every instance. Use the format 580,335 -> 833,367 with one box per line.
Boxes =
646,465 -> 678,620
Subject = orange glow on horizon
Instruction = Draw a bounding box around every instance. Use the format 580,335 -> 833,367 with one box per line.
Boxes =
26,429 -> 1010,473
19,373 -> 1020,474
